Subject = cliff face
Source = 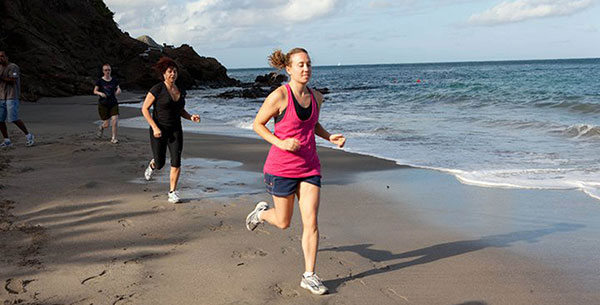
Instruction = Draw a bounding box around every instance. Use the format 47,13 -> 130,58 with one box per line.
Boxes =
0,0 -> 238,100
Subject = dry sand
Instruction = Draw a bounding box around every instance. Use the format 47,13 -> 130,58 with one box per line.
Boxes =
1,95 -> 599,305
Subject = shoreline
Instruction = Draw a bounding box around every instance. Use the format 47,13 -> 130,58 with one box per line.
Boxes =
1,96 -> 599,304
118,101 -> 600,203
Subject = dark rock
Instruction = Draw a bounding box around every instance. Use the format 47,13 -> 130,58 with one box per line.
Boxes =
254,72 -> 287,88
0,0 -> 239,100
217,87 -> 271,99
314,87 -> 330,95
164,44 -> 240,88
216,84 -> 329,100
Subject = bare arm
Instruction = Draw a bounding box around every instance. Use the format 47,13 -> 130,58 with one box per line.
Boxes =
115,85 -> 122,96
315,122 -> 346,148
180,108 -> 200,123
93,85 -> 106,98
141,92 -> 162,138
253,87 -> 300,152
313,89 -> 346,148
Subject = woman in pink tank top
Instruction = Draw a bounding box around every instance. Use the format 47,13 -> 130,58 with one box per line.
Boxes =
245,48 -> 346,295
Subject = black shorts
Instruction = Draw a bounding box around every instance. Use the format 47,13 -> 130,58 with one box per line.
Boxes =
264,173 -> 321,197
98,103 -> 119,120
149,125 -> 183,169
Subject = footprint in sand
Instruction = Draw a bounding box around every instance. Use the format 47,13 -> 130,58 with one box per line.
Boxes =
112,293 -> 136,305
231,248 -> 268,259
118,219 -> 133,228
123,254 -> 155,265
380,287 -> 409,303
81,270 -> 107,285
280,246 -> 299,256
270,283 -> 299,298
209,220 -> 232,232
4,279 -> 34,294
328,255 -> 355,267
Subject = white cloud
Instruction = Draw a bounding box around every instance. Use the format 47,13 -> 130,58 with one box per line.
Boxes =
281,0 -> 339,21
105,0 -> 341,48
468,0 -> 595,26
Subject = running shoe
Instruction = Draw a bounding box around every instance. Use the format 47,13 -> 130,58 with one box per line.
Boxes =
168,191 -> 181,203
96,125 -> 103,138
0,139 -> 12,148
245,201 -> 268,231
144,159 -> 155,181
110,138 -> 119,144
300,274 -> 329,295
25,134 -> 34,147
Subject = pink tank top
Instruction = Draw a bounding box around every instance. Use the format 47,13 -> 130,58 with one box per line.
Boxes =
263,84 -> 321,177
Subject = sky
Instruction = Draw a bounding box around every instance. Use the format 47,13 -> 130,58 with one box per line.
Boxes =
104,0 -> 600,69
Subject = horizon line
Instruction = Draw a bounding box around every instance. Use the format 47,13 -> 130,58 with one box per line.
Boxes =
228,56 -> 600,70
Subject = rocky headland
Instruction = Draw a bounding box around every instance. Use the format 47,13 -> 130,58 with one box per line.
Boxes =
0,0 -> 238,100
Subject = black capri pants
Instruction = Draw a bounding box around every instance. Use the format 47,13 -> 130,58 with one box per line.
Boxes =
149,125 -> 183,169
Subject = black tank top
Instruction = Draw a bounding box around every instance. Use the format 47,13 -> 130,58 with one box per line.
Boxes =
274,87 -> 315,124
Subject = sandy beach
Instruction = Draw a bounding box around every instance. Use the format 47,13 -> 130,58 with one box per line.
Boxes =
1,96 -> 599,305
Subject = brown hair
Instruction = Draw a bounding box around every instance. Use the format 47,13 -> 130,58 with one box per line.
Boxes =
268,48 -> 308,69
154,57 -> 179,78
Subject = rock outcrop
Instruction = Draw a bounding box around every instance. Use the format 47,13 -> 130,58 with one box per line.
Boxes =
217,72 -> 329,99
254,72 -> 288,88
217,72 -> 287,99
0,0 -> 238,100
136,35 -> 162,51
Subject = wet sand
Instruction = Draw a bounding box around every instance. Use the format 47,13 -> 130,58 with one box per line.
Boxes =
1,95 -> 599,305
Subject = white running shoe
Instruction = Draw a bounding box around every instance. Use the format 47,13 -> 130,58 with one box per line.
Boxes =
25,134 -> 34,147
110,138 -> 119,144
96,125 -> 103,138
168,191 -> 181,203
300,274 -> 328,295
144,159 -> 155,181
245,201 -> 268,231
0,139 -> 12,148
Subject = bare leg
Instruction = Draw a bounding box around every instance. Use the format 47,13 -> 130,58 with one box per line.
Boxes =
110,115 -> 118,140
12,119 -> 29,135
297,182 -> 321,273
0,122 -> 7,138
260,194 -> 295,229
169,166 -> 181,192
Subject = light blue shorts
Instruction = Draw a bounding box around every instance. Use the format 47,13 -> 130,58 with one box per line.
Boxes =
0,99 -> 19,122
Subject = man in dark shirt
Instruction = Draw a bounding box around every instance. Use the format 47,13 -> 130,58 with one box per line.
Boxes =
0,50 -> 34,148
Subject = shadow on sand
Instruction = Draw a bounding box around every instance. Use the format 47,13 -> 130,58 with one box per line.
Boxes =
321,223 -> 584,293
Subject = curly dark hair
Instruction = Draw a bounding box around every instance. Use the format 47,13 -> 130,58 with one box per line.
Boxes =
154,57 -> 179,79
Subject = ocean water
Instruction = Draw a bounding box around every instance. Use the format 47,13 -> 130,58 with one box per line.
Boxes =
123,58 -> 600,201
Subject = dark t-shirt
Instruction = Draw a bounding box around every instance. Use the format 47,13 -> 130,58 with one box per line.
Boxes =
149,82 -> 186,127
95,78 -> 119,107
